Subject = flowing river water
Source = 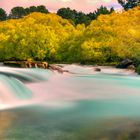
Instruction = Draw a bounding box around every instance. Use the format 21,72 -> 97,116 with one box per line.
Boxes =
0,65 -> 140,140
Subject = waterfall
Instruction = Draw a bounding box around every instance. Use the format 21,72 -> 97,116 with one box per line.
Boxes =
0,67 -> 52,110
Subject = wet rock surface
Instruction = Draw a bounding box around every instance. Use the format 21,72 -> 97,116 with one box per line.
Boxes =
93,67 -> 101,72
3,61 -> 69,73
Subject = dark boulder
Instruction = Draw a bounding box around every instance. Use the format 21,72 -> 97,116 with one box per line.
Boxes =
3,61 -> 21,67
127,65 -> 135,71
93,67 -> 101,72
49,64 -> 65,73
116,58 -> 133,69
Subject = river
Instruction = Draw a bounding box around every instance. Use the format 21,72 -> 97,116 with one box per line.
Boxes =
0,65 -> 140,140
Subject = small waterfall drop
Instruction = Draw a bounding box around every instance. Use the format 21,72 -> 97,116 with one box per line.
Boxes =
0,67 -> 52,110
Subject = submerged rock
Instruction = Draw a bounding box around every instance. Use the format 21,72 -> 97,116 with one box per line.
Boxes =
127,65 -> 135,71
93,67 -> 101,72
49,64 -> 69,73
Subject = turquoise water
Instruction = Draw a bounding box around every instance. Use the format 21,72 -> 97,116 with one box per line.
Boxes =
1,66 -> 140,140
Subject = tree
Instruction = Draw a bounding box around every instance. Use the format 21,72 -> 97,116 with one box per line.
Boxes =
36,5 -> 49,13
110,7 -> 115,13
118,0 -> 140,10
24,6 -> 49,15
87,6 -> 114,21
29,6 -> 37,13
87,12 -> 96,20
57,8 -> 76,23
25,8 -> 30,15
57,8 -> 91,25
0,8 -> 7,21
9,5 -> 49,19
95,6 -> 114,17
9,7 -> 26,19
75,12 -> 91,25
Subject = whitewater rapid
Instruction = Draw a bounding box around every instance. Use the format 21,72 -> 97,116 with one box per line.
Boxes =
0,65 -> 138,110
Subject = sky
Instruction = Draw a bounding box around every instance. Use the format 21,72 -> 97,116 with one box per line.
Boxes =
0,0 -> 121,13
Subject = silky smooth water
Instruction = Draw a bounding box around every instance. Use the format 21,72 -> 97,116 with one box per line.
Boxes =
0,65 -> 140,140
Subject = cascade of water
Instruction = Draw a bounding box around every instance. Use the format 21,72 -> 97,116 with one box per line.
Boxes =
0,65 -> 138,110
0,67 -> 52,110
0,67 -> 51,82
0,65 -> 140,140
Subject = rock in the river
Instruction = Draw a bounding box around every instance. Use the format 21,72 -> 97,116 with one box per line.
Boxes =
49,64 -> 69,73
3,61 -> 68,73
41,62 -> 49,69
116,58 -> 133,69
35,62 -> 49,69
3,61 -> 49,69
127,65 -> 135,71
24,61 -> 37,68
93,67 -> 101,72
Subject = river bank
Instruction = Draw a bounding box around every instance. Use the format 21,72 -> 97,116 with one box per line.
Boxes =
2,61 -> 137,76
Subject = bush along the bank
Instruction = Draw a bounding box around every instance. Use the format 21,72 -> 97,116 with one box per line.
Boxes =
136,65 -> 140,75
1,6 -> 140,65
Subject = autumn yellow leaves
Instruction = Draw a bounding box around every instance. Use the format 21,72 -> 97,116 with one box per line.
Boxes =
0,6 -> 140,64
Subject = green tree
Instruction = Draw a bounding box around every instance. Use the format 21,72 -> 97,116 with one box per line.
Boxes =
87,12 -> 96,20
87,6 -> 114,21
25,8 -> 30,15
57,8 -> 91,25
29,6 -> 37,13
57,8 -> 76,23
95,6 -> 114,17
0,8 -> 7,21
36,5 -> 49,13
24,6 -> 49,15
75,12 -> 91,25
9,6 -> 26,19
118,0 -> 140,10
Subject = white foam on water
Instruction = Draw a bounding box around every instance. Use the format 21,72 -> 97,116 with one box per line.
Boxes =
0,65 -> 139,110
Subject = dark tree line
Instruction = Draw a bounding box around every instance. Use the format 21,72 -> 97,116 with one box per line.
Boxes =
0,5 -> 114,25
1,0 -> 139,24
57,7 -> 91,25
57,6 -> 114,25
8,5 -> 49,19
0,5 -> 49,21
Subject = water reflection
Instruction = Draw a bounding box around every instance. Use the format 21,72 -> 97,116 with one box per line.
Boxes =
0,111 -> 16,139
2,107 -> 140,140
76,118 -> 140,140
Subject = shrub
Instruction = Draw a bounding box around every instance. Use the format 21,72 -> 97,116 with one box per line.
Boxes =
136,65 -> 140,75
